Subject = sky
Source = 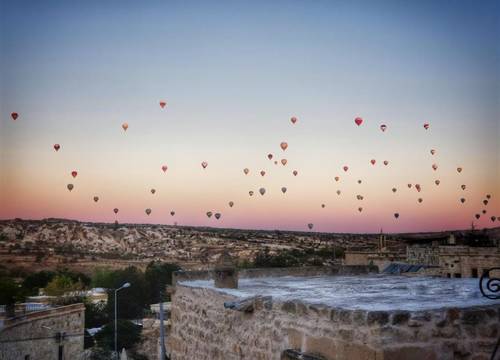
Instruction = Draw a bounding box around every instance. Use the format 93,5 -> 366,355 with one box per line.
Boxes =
0,0 -> 499,233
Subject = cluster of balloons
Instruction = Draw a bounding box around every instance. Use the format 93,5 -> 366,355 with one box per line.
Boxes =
9,108 -> 498,232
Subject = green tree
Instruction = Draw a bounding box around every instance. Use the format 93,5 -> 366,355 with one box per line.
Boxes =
145,261 -> 180,303
94,319 -> 142,351
22,270 -> 56,295
44,274 -> 84,296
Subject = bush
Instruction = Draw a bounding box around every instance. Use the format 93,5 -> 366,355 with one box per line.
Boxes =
94,319 -> 142,352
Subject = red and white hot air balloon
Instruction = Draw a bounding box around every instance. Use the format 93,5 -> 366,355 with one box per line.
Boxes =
423,123 -> 430,130
71,171 -> 78,178
354,117 -> 363,126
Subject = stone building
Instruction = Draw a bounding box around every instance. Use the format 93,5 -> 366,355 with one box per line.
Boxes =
167,266 -> 499,360
0,303 -> 85,360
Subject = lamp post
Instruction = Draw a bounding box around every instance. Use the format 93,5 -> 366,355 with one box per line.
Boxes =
114,282 -> 131,358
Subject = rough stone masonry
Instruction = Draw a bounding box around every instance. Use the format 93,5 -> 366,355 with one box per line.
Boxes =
167,267 -> 500,360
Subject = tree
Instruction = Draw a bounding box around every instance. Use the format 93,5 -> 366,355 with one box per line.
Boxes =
0,276 -> 25,317
94,319 -> 142,351
145,261 -> 180,303
22,270 -> 56,295
44,274 -> 84,296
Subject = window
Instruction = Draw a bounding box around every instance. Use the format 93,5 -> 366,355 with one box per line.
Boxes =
24,356 -> 30,360
454,273 -> 462,278
446,273 -> 451,278
471,268 -> 478,278
58,345 -> 63,360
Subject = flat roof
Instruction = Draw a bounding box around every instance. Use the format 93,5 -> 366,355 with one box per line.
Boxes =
180,275 -> 496,311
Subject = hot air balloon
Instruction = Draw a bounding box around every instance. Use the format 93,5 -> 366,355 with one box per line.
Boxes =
243,168 -> 249,175
307,223 -> 314,230
423,123 -> 430,130
214,213 -> 221,220
354,117 -> 363,126
259,187 -> 266,196
267,154 -> 273,160
281,159 -> 287,166
392,188 -> 397,193
290,116 -> 297,124
357,179 -> 362,184
201,161 -> 208,169
321,204 -> 325,208
370,159 -> 376,165
170,211 -> 175,216
280,142 -> 288,151
457,167 -> 462,173
228,201 -> 234,207
113,208 -> 119,214
475,214 -> 480,219
274,161 -> 278,165
430,149 -> 436,155
159,100 -> 167,108
461,185 -> 466,190
11,112 -> 18,120
151,189 -> 156,194
206,211 -> 213,218
358,207 -> 363,212
460,198 -> 466,203
334,176 -> 340,182
380,124 -> 387,132
415,184 -> 421,192
293,170 -> 298,176
343,166 -> 349,172
491,216 -> 497,222
162,165 -> 168,173
93,196 -> 99,202
486,194 -> 491,199
482,209 -> 487,214
281,187 -> 287,194
336,190 -> 341,195
356,195 -> 363,200
394,213 -> 400,219
483,200 -> 488,206
432,164 -> 438,171
383,160 -> 389,166
53,144 -> 60,151
260,170 -> 266,177
122,123 -> 128,131
418,198 -> 423,203
145,208 -> 152,215
407,184 -> 412,189
67,184 -> 74,192
249,191 -> 254,196
71,171 -> 78,178
435,180 -> 440,186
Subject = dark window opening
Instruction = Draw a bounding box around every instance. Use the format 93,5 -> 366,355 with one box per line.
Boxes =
471,268 -> 478,278
58,345 -> 63,360
24,356 -> 30,360
446,273 -> 451,278
454,273 -> 462,278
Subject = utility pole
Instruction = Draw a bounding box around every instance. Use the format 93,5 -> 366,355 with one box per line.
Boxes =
159,291 -> 166,360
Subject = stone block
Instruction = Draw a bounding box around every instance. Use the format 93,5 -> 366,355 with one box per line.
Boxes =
383,345 -> 438,360
304,336 -> 337,360
391,311 -> 410,326
367,311 -> 389,326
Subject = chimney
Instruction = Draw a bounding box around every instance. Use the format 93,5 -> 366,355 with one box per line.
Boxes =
214,250 -> 238,289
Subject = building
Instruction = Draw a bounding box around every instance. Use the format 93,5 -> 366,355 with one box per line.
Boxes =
0,303 -> 85,360
167,266 -> 499,360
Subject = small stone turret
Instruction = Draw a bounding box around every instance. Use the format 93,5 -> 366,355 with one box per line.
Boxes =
214,250 -> 238,289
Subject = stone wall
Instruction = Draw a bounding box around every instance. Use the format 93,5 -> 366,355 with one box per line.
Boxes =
0,303 -> 85,360
168,282 -> 500,360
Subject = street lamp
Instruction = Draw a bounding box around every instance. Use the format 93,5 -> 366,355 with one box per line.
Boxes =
114,282 -> 131,358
